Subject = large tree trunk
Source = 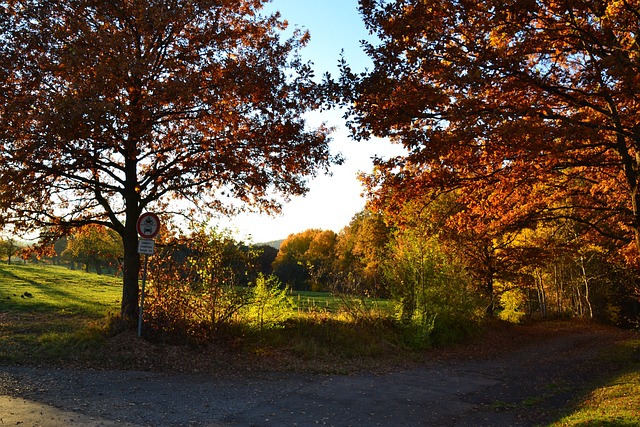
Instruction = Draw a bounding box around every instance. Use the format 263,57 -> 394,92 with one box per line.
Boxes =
121,225 -> 140,320
120,151 -> 142,320
120,117 -> 142,320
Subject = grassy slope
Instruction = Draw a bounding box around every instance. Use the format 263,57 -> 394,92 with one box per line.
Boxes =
0,263 -> 122,364
0,263 -> 121,315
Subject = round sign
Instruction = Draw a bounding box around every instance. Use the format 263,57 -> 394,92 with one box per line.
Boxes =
136,212 -> 161,239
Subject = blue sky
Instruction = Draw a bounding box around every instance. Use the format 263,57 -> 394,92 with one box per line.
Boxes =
266,0 -> 373,76
221,0 -> 403,243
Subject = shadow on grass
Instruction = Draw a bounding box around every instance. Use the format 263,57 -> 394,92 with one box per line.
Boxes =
546,340 -> 640,427
0,264 -> 120,317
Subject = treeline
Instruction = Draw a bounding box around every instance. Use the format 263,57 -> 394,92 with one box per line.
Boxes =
26,195 -> 639,348
274,202 -> 639,329
36,203 -> 640,333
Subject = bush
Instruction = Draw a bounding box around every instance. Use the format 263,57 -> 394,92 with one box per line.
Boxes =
498,289 -> 527,324
144,229 -> 252,344
244,274 -> 294,332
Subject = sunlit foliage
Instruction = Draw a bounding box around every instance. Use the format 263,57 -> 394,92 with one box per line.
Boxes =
342,0 -> 640,262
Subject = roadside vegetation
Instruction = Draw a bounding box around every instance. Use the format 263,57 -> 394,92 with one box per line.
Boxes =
0,262 -> 409,367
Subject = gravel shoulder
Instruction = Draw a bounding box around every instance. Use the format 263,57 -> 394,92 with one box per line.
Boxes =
1,321 -> 637,426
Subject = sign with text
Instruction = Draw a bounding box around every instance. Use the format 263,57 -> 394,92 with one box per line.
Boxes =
137,238 -> 155,255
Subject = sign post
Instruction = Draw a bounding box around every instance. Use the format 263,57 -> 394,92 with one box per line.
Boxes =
136,213 -> 161,337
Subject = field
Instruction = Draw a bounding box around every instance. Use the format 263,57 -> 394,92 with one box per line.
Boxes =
290,290 -> 393,315
0,263 -> 122,365
0,263 -> 122,316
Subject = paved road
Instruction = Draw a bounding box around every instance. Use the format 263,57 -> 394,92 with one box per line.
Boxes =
0,325 -> 633,426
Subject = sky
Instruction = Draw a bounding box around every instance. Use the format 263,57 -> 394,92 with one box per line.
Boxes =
218,0 -> 404,243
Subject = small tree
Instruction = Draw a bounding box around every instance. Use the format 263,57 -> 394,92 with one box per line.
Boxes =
246,274 -> 293,332
498,289 -> 527,324
0,237 -> 23,264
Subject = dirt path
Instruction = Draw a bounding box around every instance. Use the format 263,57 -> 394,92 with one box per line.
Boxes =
0,322 -> 636,426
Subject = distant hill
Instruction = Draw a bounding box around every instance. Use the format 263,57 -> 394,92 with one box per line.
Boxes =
259,239 -> 283,250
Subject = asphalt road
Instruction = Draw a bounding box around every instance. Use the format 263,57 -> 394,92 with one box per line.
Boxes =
1,325 -> 633,426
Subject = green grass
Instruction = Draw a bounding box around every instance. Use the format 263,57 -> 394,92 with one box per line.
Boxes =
548,340 -> 640,427
0,263 -> 121,315
290,290 -> 394,315
0,263 -> 122,364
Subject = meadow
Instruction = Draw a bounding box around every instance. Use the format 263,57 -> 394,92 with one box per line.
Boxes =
0,263 -> 121,365
0,263 -> 398,365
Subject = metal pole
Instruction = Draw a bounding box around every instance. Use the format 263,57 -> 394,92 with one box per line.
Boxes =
137,254 -> 149,337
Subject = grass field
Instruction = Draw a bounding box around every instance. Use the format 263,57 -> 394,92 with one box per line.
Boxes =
290,290 -> 393,315
0,263 -> 122,316
0,263 -> 122,364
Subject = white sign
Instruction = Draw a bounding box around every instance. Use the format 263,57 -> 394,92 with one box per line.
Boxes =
138,238 -> 155,255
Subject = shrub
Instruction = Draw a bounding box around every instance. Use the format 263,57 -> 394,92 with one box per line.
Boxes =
144,228 -> 252,344
244,274 -> 294,332
498,289 -> 527,324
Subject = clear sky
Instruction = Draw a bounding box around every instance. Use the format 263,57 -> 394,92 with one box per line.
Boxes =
219,0 -> 403,243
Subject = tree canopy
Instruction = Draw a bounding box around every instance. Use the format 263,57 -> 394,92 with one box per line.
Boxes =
341,0 -> 640,261
0,0 -> 339,318
272,229 -> 337,290
61,225 -> 122,274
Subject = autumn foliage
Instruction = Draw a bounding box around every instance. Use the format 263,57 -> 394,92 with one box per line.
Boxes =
340,0 -> 640,262
2,0 -> 639,334
316,0 -> 640,323
0,0 -> 338,319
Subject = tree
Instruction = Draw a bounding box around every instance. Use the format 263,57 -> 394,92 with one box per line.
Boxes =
0,0 -> 339,319
305,229 -> 338,291
272,229 -> 318,290
334,209 -> 391,296
272,229 -> 337,290
382,207 -> 481,345
251,244 -> 278,277
0,236 -> 23,264
62,225 -> 122,274
341,0 -> 640,261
